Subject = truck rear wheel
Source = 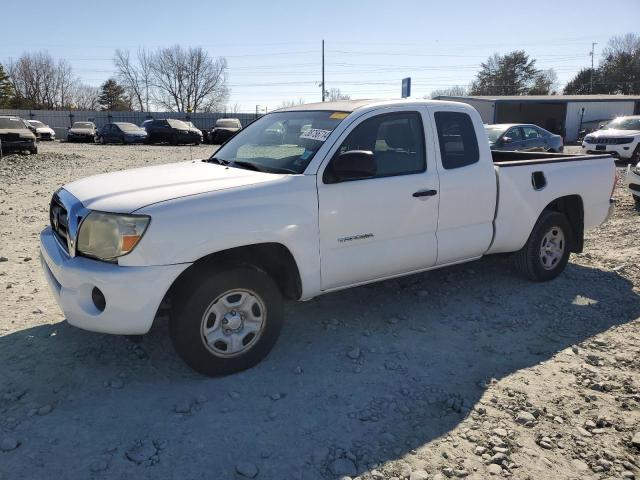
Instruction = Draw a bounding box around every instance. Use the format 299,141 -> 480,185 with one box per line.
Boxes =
169,266 -> 283,376
514,211 -> 572,281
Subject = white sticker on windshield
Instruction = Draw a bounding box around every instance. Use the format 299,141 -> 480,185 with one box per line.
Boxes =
300,128 -> 332,142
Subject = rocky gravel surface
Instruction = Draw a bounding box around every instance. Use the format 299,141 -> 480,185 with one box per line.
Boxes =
0,142 -> 638,479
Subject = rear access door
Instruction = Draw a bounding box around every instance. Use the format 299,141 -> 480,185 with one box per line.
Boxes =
426,105 -> 497,265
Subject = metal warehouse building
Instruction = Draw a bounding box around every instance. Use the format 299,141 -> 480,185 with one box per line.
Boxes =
434,95 -> 640,142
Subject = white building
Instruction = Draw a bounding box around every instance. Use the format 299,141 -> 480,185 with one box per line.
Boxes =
433,95 -> 640,142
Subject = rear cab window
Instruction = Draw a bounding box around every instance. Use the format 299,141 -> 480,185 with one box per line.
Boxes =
434,111 -> 479,169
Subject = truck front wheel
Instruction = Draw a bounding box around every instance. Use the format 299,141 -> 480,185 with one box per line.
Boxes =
514,211 -> 572,281
169,266 -> 283,376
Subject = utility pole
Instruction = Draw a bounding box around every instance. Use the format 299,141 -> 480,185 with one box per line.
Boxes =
321,40 -> 325,102
589,42 -> 598,93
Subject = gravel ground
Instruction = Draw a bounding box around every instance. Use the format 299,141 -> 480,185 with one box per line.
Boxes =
0,142 -> 638,480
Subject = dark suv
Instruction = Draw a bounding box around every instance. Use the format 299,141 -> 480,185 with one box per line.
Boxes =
143,119 -> 202,145
0,116 -> 38,154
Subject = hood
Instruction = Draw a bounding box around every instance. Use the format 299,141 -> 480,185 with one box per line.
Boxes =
592,128 -> 640,137
0,128 -> 35,138
124,130 -> 147,136
69,128 -> 94,134
63,160 -> 284,213
36,126 -> 55,133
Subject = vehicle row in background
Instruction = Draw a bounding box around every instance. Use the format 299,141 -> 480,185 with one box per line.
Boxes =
97,123 -> 147,144
67,122 -> 98,143
26,120 -> 56,141
0,116 -> 38,154
141,119 -> 202,145
485,123 -> 564,153
209,118 -> 242,144
581,115 -> 640,162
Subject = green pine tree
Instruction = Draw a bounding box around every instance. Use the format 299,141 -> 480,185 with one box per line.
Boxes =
0,64 -> 14,108
98,78 -> 131,111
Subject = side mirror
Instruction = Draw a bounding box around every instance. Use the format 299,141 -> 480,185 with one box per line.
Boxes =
330,150 -> 376,182
501,136 -> 512,144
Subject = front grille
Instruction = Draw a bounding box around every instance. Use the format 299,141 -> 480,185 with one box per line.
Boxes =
630,183 -> 640,193
0,133 -> 20,142
40,132 -> 52,139
589,137 -> 634,145
50,195 -> 70,253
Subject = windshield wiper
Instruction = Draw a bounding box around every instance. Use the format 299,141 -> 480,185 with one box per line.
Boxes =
206,157 -> 230,166
230,160 -> 266,172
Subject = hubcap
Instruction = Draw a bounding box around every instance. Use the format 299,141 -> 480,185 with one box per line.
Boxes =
200,289 -> 266,358
539,226 -> 565,270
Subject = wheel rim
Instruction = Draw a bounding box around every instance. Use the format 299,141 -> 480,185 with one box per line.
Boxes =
200,289 -> 267,358
539,226 -> 565,270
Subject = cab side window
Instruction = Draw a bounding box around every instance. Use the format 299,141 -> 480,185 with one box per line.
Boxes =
434,111 -> 479,169
328,112 -> 425,181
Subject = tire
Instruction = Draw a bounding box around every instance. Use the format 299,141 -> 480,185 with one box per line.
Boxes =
513,211 -> 573,282
100,136 -> 106,145
29,145 -> 38,155
634,195 -> 640,211
170,134 -> 179,146
169,266 -> 284,376
632,145 -> 640,162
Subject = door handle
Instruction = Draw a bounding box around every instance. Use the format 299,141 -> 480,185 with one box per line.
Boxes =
412,189 -> 438,198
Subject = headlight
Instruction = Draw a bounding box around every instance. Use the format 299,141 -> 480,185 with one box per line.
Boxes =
583,135 -> 594,143
77,212 -> 150,261
634,163 -> 640,175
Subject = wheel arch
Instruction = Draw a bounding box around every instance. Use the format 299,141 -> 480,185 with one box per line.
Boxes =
541,194 -> 584,253
159,242 -> 303,317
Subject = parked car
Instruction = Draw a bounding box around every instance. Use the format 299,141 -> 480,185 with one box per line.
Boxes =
26,120 -> 56,141
143,119 -> 202,145
581,115 -> 640,161
67,122 -> 97,143
97,122 -> 147,145
184,121 -> 206,143
40,100 -> 616,376
485,123 -> 563,152
209,118 -> 242,144
627,161 -> 640,210
0,116 -> 38,154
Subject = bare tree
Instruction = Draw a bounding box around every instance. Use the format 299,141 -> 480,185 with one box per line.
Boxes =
6,51 -> 77,109
278,98 -> 305,108
114,48 -> 152,111
326,88 -> 350,101
429,85 -> 468,98
71,83 -> 100,110
148,45 -> 229,112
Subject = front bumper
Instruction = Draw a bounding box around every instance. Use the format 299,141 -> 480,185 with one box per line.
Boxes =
125,135 -> 147,144
67,133 -> 94,142
581,143 -> 636,159
0,139 -> 36,151
40,226 -> 190,335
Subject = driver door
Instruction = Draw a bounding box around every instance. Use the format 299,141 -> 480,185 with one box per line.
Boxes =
316,108 -> 439,290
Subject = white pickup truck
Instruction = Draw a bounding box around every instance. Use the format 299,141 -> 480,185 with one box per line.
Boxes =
40,100 -> 617,375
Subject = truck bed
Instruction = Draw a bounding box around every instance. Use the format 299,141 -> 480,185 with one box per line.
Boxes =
487,151 -> 616,256
492,150 -> 611,166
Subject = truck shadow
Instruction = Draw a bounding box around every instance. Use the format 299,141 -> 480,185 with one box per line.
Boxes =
1,257 -> 639,479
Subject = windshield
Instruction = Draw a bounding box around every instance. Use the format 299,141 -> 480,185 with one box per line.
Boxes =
605,117 -> 640,131
116,123 -> 142,132
28,120 -> 46,128
216,119 -> 241,128
73,122 -> 94,129
0,118 -> 28,129
485,126 -> 506,143
209,111 -> 349,174
167,119 -> 189,129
